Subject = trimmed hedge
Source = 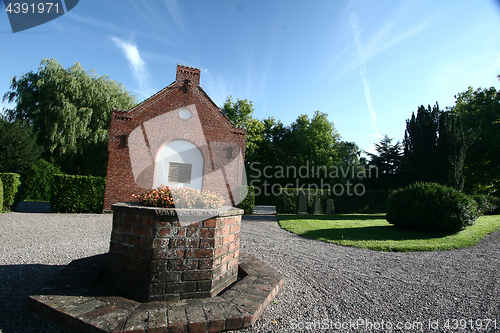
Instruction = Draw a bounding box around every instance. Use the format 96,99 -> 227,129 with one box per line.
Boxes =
237,186 -> 255,215
386,182 -> 479,233
275,188 -> 298,214
275,188 -> 326,214
51,174 -> 106,213
333,190 -> 389,214
22,159 -> 62,201
471,194 -> 500,215
275,188 -> 390,214
0,173 -> 21,211
254,192 -> 276,206
0,177 -> 3,214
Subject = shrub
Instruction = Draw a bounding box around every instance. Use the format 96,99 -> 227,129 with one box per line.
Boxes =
51,174 -> 106,213
133,186 -> 224,209
275,188 -> 329,214
237,186 -> 255,214
254,192 -> 276,206
332,190 -> 390,214
471,194 -> 500,215
386,182 -> 479,233
0,173 -> 21,211
0,177 -> 3,214
171,187 -> 224,209
134,186 -> 174,208
275,188 -> 390,214
22,159 -> 62,201
275,188 -> 297,214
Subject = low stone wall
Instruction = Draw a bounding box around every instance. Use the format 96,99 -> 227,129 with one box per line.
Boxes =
107,202 -> 243,302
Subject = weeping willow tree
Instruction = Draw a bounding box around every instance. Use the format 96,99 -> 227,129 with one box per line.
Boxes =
2,58 -> 137,176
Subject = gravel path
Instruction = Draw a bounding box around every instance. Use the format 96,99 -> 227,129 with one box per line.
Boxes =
1,209 -> 499,332
0,211 -> 111,333
237,216 -> 500,332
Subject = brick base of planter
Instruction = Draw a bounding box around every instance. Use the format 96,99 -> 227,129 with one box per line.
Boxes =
107,203 -> 243,302
27,252 -> 283,333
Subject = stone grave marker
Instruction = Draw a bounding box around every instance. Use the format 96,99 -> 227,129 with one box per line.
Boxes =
326,198 -> 334,214
298,190 -> 308,214
314,199 -> 322,215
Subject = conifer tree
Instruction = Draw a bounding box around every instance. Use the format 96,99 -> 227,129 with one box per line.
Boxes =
403,103 -> 475,190
404,103 -> 440,184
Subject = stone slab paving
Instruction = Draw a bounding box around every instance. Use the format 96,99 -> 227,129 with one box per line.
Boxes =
251,206 -> 276,216
14,201 -> 53,213
27,252 -> 283,332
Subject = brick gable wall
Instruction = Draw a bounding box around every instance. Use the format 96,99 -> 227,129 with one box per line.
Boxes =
103,65 -> 246,211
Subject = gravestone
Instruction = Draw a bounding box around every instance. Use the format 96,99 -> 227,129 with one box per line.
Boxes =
326,198 -> 334,214
314,199 -> 321,215
298,191 -> 308,215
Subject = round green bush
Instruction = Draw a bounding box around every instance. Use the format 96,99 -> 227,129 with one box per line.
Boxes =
386,182 -> 479,233
471,194 -> 500,215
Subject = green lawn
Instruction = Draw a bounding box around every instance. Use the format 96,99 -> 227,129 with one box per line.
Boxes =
277,214 -> 500,252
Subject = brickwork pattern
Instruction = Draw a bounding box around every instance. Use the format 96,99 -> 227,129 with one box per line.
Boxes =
106,203 -> 242,302
103,65 -> 247,211
27,253 -> 283,333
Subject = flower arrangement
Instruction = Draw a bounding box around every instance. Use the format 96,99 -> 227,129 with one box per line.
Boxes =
132,185 -> 224,209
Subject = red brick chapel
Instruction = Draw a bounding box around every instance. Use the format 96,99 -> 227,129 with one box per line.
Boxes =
103,65 -> 247,211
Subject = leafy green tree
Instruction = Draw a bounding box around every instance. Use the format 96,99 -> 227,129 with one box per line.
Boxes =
247,117 -> 288,167
287,111 -> 341,167
221,96 -> 255,128
221,96 -> 267,167
338,141 -> 362,165
452,80 -> 500,194
222,97 -> 349,198
2,58 -> 137,176
365,135 -> 404,190
0,119 -> 41,174
243,117 -> 265,163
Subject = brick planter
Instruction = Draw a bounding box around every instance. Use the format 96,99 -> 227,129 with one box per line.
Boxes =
28,253 -> 283,333
106,202 -> 243,302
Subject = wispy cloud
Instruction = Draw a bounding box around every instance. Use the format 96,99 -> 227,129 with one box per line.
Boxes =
202,48 -> 273,110
111,37 -> 152,98
349,13 -> 380,139
332,1 -> 448,79
163,0 -> 185,29
240,45 -> 274,107
68,13 -> 172,45
201,68 -> 230,107
68,13 -> 123,33
120,0 -> 186,41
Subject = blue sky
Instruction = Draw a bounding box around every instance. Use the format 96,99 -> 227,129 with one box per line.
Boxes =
1,0 -> 500,154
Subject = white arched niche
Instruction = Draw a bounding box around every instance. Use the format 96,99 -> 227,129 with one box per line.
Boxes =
153,140 -> 204,190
